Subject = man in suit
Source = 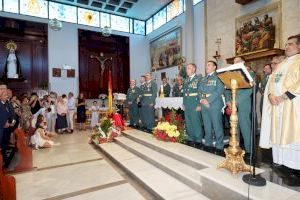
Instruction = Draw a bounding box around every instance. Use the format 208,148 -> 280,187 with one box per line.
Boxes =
225,56 -> 255,159
142,73 -> 157,132
259,63 -> 272,112
126,80 -> 140,128
183,63 -> 204,147
198,61 -> 225,155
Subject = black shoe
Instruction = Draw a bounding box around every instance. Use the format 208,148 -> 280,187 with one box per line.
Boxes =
215,149 -> 225,157
185,141 -> 195,147
203,146 -> 215,153
195,142 -> 204,150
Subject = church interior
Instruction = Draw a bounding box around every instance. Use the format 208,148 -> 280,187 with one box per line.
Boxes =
1,0 -> 300,199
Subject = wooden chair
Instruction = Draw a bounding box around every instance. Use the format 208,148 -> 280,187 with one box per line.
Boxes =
0,153 -> 16,200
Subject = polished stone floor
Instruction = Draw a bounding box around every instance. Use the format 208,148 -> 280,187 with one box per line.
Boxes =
12,131 -> 152,200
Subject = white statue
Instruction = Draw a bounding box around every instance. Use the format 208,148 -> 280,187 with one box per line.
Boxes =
7,48 -> 18,79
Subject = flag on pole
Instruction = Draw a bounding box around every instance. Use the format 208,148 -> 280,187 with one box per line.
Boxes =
108,67 -> 113,114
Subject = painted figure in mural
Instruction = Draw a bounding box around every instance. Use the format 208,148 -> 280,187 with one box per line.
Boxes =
235,14 -> 275,55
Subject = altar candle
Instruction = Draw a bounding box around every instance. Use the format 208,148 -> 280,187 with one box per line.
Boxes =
160,85 -> 163,93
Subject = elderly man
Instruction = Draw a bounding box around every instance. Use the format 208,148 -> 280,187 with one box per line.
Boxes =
126,80 -> 140,128
259,63 -> 272,112
141,73 -> 157,132
260,34 -> 300,184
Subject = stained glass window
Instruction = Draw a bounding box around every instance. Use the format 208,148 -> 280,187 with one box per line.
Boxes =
153,8 -> 166,30
129,19 -> 133,33
20,0 -> 48,18
78,8 -> 99,27
146,18 -> 153,35
100,13 -> 110,28
0,0 -> 2,11
193,0 -> 203,5
3,0 -> 19,13
134,19 -> 145,35
167,0 -> 183,22
111,15 -> 129,33
49,1 -> 77,23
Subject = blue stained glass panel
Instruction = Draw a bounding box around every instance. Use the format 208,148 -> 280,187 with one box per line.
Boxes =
167,0 -> 183,22
193,0 -> 203,5
134,19 -> 145,35
20,0 -> 48,18
146,18 -> 153,35
153,8 -> 166,30
78,8 -> 99,27
111,15 -> 129,33
129,18 -> 133,33
3,0 -> 18,13
100,12 -> 110,28
49,1 -> 77,23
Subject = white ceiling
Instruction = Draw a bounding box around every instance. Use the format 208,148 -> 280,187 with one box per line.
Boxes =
51,0 -> 172,20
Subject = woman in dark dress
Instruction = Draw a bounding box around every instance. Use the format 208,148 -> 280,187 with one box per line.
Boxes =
77,93 -> 86,130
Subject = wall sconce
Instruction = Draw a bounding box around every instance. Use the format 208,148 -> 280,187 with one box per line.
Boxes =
213,38 -> 221,61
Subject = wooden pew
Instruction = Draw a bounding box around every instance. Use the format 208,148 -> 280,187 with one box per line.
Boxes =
0,153 -> 16,200
11,129 -> 34,172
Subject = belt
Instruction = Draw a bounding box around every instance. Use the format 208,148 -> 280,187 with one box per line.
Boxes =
185,93 -> 198,97
201,93 -> 211,98
144,94 -> 152,96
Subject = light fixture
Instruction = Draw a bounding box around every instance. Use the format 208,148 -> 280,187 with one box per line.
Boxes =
101,26 -> 112,37
49,18 -> 63,31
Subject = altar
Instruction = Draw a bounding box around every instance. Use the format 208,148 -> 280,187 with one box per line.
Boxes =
155,97 -> 184,110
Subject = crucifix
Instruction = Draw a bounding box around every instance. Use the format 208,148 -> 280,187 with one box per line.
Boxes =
90,52 -> 112,76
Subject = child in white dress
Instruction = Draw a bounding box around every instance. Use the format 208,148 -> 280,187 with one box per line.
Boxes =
90,101 -> 100,128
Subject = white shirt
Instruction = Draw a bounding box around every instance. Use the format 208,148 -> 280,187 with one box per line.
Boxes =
68,97 -> 76,110
189,74 -> 196,80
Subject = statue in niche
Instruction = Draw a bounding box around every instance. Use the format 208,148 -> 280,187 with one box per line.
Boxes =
2,41 -> 23,79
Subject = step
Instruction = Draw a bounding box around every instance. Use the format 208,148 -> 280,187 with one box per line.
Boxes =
94,141 -> 209,200
114,136 -> 204,193
198,168 -> 299,200
122,129 -> 228,169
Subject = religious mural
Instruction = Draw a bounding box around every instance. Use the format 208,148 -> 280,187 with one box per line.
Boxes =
235,2 -> 281,55
150,28 -> 182,71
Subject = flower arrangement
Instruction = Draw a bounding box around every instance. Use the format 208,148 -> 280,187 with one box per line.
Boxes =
153,110 -> 185,142
89,113 -> 124,144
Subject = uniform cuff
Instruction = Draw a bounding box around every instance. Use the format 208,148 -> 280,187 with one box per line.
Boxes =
285,91 -> 296,100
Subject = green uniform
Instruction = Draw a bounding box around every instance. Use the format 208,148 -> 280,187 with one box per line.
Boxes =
138,83 -> 146,128
160,83 -> 171,97
172,84 -> 184,97
198,72 -> 225,150
183,74 -> 204,143
225,70 -> 256,153
142,80 -> 157,131
126,86 -> 140,126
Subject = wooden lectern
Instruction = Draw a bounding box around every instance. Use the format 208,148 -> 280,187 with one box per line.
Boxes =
216,63 -> 253,175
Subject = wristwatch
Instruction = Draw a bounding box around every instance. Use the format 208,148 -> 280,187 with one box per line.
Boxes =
282,93 -> 288,100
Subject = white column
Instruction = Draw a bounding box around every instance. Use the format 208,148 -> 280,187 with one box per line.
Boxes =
184,0 -> 194,64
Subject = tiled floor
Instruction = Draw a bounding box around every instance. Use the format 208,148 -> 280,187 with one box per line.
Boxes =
12,131 -> 149,200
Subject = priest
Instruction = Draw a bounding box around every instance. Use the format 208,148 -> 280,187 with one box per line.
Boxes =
260,34 -> 300,183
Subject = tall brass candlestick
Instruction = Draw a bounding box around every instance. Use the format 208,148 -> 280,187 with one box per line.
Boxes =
218,79 -> 251,175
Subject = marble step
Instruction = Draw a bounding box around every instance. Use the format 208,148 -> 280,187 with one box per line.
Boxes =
114,136 -> 203,193
95,141 -> 210,200
122,129 -> 226,169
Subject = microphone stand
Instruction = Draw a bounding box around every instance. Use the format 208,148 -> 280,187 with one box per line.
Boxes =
242,83 -> 266,186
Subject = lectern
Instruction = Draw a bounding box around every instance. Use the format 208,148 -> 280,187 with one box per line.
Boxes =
216,63 -> 253,175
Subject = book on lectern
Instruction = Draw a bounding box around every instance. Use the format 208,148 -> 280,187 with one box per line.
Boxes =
216,62 -> 254,89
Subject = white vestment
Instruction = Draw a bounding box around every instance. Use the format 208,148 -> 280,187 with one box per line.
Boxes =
260,55 -> 300,169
